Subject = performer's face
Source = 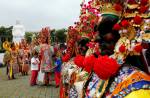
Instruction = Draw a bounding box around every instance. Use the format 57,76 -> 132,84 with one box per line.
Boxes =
38,38 -> 41,44
103,33 -> 114,42
96,16 -> 120,55
41,36 -> 46,43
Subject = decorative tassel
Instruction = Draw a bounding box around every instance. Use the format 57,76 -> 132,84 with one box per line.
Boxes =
83,55 -> 96,73
94,56 -> 120,80
74,55 -> 85,68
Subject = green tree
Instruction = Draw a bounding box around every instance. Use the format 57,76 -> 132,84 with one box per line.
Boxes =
0,26 -> 13,52
55,28 -> 67,43
50,29 -> 55,44
0,26 -> 13,41
24,32 -> 33,44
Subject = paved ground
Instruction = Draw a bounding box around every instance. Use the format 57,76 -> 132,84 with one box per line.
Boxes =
0,67 -> 59,98
0,53 -> 4,63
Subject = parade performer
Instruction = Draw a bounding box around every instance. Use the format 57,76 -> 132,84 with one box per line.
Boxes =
61,0 -> 150,98
81,0 -> 150,98
22,45 -> 30,76
10,43 -> 19,79
18,39 -> 30,75
38,27 -> 54,85
5,42 -> 19,79
22,51 -> 30,75
3,41 -> 11,78
60,0 -> 100,96
18,43 -> 24,75
18,39 -> 26,75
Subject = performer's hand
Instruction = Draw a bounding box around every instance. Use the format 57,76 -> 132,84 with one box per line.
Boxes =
37,64 -> 40,71
32,62 -> 37,65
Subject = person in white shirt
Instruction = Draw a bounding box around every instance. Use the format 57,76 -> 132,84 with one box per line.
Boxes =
30,51 -> 40,86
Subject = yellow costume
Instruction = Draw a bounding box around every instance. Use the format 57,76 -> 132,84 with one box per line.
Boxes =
125,90 -> 150,98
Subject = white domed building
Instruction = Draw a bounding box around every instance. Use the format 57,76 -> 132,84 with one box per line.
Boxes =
12,20 -> 25,43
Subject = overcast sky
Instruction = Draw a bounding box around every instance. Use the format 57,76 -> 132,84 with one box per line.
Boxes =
0,0 -> 82,31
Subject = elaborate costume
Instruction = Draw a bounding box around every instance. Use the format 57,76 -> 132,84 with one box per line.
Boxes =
37,27 -> 54,85
18,39 -> 30,75
61,0 -> 150,98
22,48 -> 30,75
4,42 -> 19,79
83,0 -> 150,98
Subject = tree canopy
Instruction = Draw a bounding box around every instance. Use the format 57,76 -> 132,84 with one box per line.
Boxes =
0,26 -> 13,41
24,32 -> 33,44
0,26 -> 13,52
55,28 -> 67,43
